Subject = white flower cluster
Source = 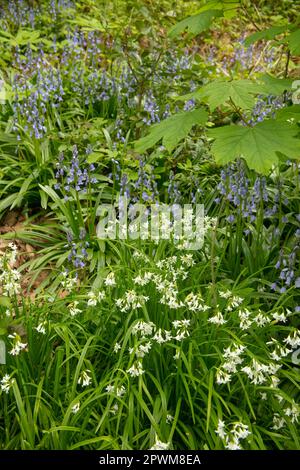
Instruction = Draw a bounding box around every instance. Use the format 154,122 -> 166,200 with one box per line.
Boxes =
152,328 -> 172,344
149,436 -> 169,450
129,341 -> 152,358
8,332 -> 27,356
180,253 -> 195,267
284,330 -> 300,348
237,308 -> 288,331
123,318 -> 192,379
185,293 -> 209,313
71,401 -> 80,414
216,343 -> 245,384
208,309 -> 226,325
0,374 -> 14,393
116,290 -> 149,312
127,361 -> 145,377
87,290 -> 105,306
241,359 -> 281,385
35,321 -> 47,335
268,338 -> 291,362
133,251 -> 149,263
105,384 -> 126,397
176,215 -> 217,250
172,319 -> 190,341
284,401 -> 299,423
216,419 -> 251,450
272,413 -> 286,430
69,300 -> 82,317
132,321 -> 155,337
104,272 -> 116,287
133,272 -> 153,286
226,295 -> 244,312
0,243 -> 21,297
77,369 -> 92,387
272,401 -> 300,430
61,270 -> 77,291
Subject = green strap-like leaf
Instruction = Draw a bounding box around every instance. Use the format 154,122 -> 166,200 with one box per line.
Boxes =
135,108 -> 208,153
208,120 -> 300,174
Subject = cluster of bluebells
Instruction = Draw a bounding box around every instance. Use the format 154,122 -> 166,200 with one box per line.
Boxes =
66,228 -> 89,269
132,159 -> 159,204
12,47 -> 64,139
0,0 -> 74,30
208,37 -> 276,76
118,159 -> 159,211
216,161 -> 293,236
168,171 -> 182,204
0,0 -> 38,30
272,231 -> 300,294
61,29 -> 105,103
5,9 -> 203,145
54,145 -> 98,199
246,94 -> 287,126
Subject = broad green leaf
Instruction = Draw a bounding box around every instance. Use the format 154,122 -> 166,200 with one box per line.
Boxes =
68,17 -> 105,31
135,108 -> 208,153
0,296 -> 11,308
0,29 -> 40,46
244,25 -> 287,47
168,10 -> 223,38
208,120 -> 300,173
275,105 -> 300,122
184,79 -> 260,110
287,28 -> 300,55
197,0 -> 240,18
258,74 -> 293,95
87,152 -> 106,163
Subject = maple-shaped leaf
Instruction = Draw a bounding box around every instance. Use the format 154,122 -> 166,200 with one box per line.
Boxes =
135,108 -> 208,153
276,105 -> 300,122
184,79 -> 261,110
196,1 -> 240,18
244,25 -> 287,47
258,74 -> 293,95
208,120 -> 300,174
287,28 -> 300,55
168,9 -> 223,38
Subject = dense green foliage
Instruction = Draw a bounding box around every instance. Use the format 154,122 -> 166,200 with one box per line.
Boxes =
0,0 -> 299,450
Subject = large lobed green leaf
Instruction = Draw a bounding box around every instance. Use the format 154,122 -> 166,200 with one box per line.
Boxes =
288,28 -> 300,55
178,76 -> 293,111
276,105 -> 300,122
208,120 -> 300,174
135,108 -> 208,153
183,79 -> 261,110
244,25 -> 287,47
258,74 -> 293,95
168,9 -> 223,38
